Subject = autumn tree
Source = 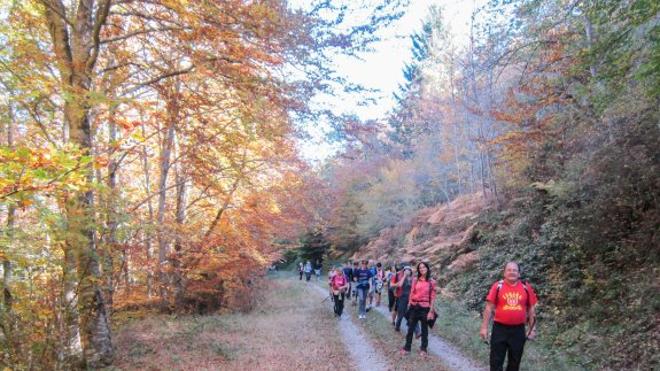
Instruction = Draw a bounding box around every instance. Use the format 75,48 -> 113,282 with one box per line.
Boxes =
0,0 -> 406,368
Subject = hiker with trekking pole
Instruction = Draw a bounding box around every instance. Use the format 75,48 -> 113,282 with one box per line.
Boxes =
329,266 -> 349,317
480,261 -> 538,371
401,262 -> 437,357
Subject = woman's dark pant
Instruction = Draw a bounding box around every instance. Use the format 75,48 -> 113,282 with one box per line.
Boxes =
333,292 -> 345,316
490,322 -> 526,371
387,288 -> 395,311
299,271 -> 303,280
395,295 -> 408,330
404,305 -> 429,351
305,272 -> 311,281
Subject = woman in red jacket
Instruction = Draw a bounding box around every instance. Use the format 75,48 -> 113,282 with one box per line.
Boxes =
329,267 -> 349,317
401,262 -> 436,356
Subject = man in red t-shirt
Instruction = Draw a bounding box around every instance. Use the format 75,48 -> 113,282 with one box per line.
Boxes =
480,262 -> 538,371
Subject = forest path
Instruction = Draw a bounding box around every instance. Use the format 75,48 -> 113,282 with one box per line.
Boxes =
308,282 -> 392,370
370,302 -> 486,370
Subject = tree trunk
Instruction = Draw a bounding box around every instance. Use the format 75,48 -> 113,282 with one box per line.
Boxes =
172,147 -> 187,309
140,123 -> 155,298
156,84 -> 179,308
42,0 -> 114,366
3,104 -> 15,312
61,206 -> 84,368
2,103 -> 17,365
104,115 -> 118,317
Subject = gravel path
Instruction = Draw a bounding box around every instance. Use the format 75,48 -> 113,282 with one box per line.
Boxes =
309,284 -> 391,370
371,304 -> 486,371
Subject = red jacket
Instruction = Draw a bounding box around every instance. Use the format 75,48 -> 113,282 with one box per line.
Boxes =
331,274 -> 348,291
408,278 -> 436,308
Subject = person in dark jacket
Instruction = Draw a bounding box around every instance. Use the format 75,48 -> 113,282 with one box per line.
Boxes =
353,260 -> 373,319
342,261 -> 354,300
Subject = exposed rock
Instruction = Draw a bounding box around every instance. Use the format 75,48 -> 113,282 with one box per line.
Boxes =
447,251 -> 479,273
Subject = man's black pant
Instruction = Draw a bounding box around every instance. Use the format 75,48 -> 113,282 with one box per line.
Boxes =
346,282 -> 352,299
404,305 -> 429,351
490,322 -> 526,371
333,292 -> 345,316
299,271 -> 303,280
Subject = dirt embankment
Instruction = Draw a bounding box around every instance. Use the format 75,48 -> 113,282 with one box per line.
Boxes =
352,193 -> 489,285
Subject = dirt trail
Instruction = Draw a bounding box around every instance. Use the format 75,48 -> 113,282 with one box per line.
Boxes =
308,284 -> 391,370
371,305 -> 486,371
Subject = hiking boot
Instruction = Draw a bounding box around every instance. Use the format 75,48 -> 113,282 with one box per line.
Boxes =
419,350 -> 428,358
400,348 -> 410,356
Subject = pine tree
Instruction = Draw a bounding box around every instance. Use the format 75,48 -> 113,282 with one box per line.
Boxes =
389,21 -> 433,156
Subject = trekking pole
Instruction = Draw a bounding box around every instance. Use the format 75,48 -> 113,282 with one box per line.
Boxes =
321,295 -> 332,303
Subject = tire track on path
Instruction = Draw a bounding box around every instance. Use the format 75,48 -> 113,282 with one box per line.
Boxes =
308,283 -> 391,370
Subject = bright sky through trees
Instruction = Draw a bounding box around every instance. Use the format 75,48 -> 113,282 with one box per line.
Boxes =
298,0 -> 485,163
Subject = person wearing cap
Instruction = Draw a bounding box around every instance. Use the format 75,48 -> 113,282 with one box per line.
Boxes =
393,265 -> 416,332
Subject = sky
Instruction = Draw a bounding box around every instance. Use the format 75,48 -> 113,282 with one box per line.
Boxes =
297,0 -> 485,164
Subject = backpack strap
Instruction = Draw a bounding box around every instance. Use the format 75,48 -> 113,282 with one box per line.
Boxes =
495,279 -> 531,307
495,279 -> 503,305
521,280 -> 530,307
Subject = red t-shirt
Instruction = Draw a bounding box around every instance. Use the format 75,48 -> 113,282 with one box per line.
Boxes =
486,280 -> 538,325
331,275 -> 348,291
408,278 -> 437,308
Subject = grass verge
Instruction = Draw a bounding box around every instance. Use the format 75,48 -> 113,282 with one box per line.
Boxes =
107,273 -> 351,370
432,299 -> 586,371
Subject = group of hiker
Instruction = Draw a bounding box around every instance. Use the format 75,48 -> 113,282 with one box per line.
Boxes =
299,259 -> 537,371
297,260 -> 322,282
